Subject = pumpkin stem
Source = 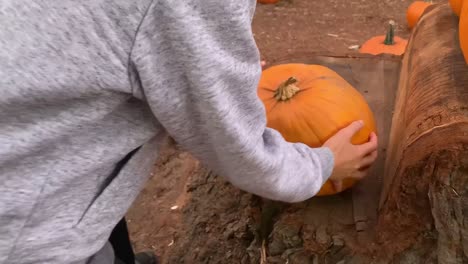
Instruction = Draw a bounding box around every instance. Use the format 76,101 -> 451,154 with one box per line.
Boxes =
274,77 -> 300,101
384,20 -> 396,45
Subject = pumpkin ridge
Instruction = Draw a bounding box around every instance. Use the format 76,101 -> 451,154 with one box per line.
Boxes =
299,105 -> 327,146
267,96 -> 295,114
267,100 -> 281,112
300,93 -> 366,133
263,96 -> 278,106
300,97 -> 343,145
260,87 -> 278,92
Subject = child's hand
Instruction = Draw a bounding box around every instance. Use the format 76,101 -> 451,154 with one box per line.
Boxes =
323,121 -> 378,192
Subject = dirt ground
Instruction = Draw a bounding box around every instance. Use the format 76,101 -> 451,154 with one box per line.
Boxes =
126,0 -> 443,263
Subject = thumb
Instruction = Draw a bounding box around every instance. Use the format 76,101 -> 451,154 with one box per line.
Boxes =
340,120 -> 364,139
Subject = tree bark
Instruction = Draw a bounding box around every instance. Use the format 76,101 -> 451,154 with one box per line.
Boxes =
377,4 -> 468,263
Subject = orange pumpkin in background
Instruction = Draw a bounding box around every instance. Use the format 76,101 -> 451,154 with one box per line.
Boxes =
360,21 -> 408,55
449,0 -> 464,16
406,0 -> 433,29
460,0 -> 468,63
257,64 -> 377,196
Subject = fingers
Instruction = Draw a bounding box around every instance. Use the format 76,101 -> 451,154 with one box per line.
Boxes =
358,132 -> 378,156
359,150 -> 378,169
261,60 -> 266,68
340,120 -> 364,139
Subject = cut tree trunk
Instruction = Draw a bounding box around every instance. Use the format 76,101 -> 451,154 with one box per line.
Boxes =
377,3 -> 468,263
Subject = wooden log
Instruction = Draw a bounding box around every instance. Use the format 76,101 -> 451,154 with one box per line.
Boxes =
377,3 -> 468,262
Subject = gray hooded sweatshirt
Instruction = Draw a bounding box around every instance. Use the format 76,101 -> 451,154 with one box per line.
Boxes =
0,0 -> 334,263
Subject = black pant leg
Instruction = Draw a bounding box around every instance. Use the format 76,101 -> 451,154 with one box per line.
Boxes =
109,217 -> 135,264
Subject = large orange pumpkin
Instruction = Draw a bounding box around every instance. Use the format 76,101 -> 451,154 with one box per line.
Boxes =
359,21 -> 408,55
406,0 -> 433,29
460,0 -> 468,63
257,64 -> 377,196
449,0 -> 464,16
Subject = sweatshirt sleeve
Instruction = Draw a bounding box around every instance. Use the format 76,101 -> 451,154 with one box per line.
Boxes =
129,0 -> 334,203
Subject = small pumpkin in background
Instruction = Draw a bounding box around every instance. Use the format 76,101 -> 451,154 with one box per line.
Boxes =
257,0 -> 280,4
448,0 -> 468,63
407,0 -> 433,29
360,20 -> 408,55
460,0 -> 468,63
257,64 -> 377,196
449,0 -> 464,16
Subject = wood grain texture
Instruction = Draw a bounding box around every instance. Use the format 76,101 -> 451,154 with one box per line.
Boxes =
377,3 -> 468,261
